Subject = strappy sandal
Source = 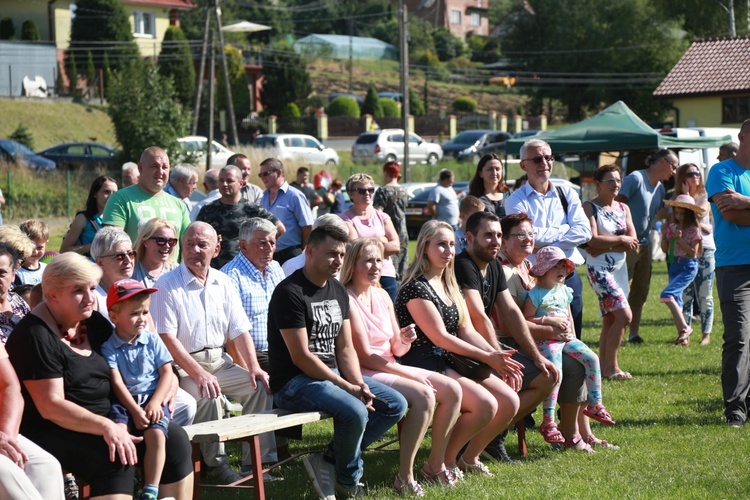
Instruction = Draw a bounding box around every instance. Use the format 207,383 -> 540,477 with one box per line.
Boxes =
539,420 -> 565,444
564,435 -> 595,454
419,462 -> 456,487
394,475 -> 425,497
584,434 -> 620,450
672,327 -> 693,346
583,403 -> 616,425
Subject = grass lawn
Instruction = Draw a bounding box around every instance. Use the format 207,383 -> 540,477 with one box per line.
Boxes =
202,260 -> 748,499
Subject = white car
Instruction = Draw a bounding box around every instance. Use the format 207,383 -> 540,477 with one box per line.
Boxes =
177,136 -> 234,169
351,129 -> 443,165
252,134 -> 339,166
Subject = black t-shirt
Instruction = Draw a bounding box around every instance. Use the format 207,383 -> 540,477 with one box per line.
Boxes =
454,251 -> 508,317
394,276 -> 459,372
267,269 -> 349,393
6,312 -> 115,434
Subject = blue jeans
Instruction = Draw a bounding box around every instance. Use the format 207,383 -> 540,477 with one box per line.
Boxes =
566,271 -> 584,339
379,276 -> 398,304
683,247 -> 715,334
661,257 -> 699,309
274,371 -> 407,487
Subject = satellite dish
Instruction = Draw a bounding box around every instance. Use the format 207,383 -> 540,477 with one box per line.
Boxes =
418,0 -> 436,10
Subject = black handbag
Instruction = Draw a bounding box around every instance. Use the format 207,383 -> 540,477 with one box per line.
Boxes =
445,352 -> 492,380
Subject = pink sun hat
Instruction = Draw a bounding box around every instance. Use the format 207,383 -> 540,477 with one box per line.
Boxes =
664,194 -> 705,215
530,246 -> 576,277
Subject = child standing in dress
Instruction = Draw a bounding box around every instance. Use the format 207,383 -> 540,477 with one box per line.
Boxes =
660,194 -> 704,346
523,246 -> 615,447
102,279 -> 174,500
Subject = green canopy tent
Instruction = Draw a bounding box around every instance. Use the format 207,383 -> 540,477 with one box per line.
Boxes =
505,101 -> 730,155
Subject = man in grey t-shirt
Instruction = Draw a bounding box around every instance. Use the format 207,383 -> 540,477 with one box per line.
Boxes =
427,169 -> 460,229
616,149 -> 676,343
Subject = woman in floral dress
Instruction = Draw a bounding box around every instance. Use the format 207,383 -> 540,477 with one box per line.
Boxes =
581,164 -> 639,380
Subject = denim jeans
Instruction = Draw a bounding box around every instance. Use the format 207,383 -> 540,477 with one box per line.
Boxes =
661,257 -> 699,309
274,371 -> 407,487
683,247 -> 715,334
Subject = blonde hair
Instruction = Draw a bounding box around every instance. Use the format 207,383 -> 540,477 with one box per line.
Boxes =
134,218 -> 177,266
19,219 -> 50,242
402,220 -> 467,327
0,225 -> 35,260
42,252 -> 102,301
341,238 -> 384,287
345,173 -> 375,194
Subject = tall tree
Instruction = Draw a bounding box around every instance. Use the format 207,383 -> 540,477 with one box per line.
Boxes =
216,44 -> 251,120
70,0 -> 140,73
158,26 -> 196,108
260,42 -> 312,117
20,19 -> 41,41
501,0 -> 687,122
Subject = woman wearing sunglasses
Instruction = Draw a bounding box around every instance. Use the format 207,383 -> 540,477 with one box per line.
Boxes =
341,173 -> 401,302
133,218 -> 179,288
671,163 -> 714,345
90,227 -> 136,322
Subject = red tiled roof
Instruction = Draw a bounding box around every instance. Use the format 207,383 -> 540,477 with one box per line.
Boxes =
124,0 -> 196,9
654,36 -> 750,98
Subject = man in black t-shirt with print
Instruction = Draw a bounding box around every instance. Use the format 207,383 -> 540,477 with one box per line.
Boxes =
454,211 -> 557,462
268,225 -> 407,500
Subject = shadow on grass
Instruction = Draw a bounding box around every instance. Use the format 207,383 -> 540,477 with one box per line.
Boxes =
609,397 -> 725,428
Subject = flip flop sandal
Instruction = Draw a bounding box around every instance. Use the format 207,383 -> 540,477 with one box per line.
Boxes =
672,328 -> 693,346
539,420 -> 565,444
584,434 -> 620,450
606,371 -> 632,381
563,436 -> 595,454
583,404 -> 616,425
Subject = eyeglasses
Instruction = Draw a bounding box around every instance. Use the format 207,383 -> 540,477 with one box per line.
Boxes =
356,187 -> 375,195
663,158 -> 678,170
258,169 -> 278,178
685,172 -> 701,178
521,155 -> 554,164
149,237 -> 178,247
101,250 -> 136,262
507,232 -> 534,240
600,179 -> 621,185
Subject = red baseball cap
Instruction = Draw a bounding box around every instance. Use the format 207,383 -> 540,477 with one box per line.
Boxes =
107,279 -> 158,310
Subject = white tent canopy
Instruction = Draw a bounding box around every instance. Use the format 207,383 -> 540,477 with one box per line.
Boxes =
221,21 -> 271,33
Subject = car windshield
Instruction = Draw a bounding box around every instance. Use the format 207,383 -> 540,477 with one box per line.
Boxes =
450,131 -> 487,145
0,140 -> 34,156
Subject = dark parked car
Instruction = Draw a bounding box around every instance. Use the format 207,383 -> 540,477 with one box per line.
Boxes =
456,131 -> 513,163
441,130 -> 493,158
37,142 -> 118,170
0,139 -> 56,172
405,181 -> 469,238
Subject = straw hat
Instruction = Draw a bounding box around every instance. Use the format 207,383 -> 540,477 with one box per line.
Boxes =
664,194 -> 705,215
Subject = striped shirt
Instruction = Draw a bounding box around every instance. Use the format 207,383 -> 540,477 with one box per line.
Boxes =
221,253 -> 285,352
150,263 -> 251,353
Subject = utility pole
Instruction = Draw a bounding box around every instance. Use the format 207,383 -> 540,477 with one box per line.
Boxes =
207,30 -> 215,171
348,0 -> 353,93
399,0 -> 410,181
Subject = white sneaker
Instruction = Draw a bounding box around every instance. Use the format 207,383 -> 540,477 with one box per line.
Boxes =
302,452 -> 336,500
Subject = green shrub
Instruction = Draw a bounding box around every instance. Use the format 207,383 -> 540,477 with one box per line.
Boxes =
362,85 -> 383,118
409,88 -> 426,117
305,95 -> 328,115
453,96 -> 478,113
158,26 -> 195,108
281,102 -> 301,118
20,19 -> 40,41
9,124 -> 34,150
380,98 -> 399,117
327,96 -> 360,118
0,18 -> 15,40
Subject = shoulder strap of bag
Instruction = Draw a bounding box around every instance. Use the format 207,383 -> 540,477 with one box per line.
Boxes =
555,185 -> 568,216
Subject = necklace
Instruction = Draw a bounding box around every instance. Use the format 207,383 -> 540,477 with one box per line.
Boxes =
45,304 -> 87,347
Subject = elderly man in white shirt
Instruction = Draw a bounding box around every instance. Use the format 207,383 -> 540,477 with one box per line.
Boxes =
150,221 -> 275,484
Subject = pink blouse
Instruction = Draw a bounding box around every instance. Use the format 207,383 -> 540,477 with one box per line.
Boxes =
348,288 -> 396,364
341,209 -> 397,278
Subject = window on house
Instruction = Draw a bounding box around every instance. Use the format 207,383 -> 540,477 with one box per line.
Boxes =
450,9 -> 462,24
722,96 -> 750,123
133,11 -> 155,37
471,12 -> 481,26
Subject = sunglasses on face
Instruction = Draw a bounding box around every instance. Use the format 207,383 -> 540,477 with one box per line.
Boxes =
685,172 -> 701,178
101,250 -> 136,262
356,187 -> 375,195
521,155 -> 554,164
149,236 -> 178,247
258,169 -> 278,178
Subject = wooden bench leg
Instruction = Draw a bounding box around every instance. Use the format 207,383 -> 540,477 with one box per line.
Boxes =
191,443 -> 202,500
515,420 -> 528,459
246,435 -> 265,500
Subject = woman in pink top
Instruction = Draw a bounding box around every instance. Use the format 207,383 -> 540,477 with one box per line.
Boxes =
341,173 -> 401,302
342,238 -> 462,496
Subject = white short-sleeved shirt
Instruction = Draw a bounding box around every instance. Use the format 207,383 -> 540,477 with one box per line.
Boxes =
150,263 -> 252,353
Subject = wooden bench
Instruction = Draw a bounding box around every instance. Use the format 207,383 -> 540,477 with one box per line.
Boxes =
183,409 -> 330,500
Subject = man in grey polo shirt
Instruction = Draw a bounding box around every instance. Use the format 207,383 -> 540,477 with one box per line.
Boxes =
427,169 -> 460,230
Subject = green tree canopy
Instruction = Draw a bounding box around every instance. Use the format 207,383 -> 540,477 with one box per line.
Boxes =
260,42 -> 312,117
70,0 -> 140,74
432,28 -> 467,61
501,0 -> 687,122
10,124 -> 34,150
20,20 -> 41,41
108,63 -> 192,163
363,85 -> 384,118
216,44 -> 250,120
158,26 -> 196,108
0,18 -> 15,40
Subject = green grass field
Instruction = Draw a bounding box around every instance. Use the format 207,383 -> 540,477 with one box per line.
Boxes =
203,261 -> 748,499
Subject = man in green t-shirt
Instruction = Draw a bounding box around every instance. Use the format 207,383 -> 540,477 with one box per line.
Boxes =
103,147 -> 190,256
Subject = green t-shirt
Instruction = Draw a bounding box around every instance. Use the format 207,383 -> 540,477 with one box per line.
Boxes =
102,185 -> 190,256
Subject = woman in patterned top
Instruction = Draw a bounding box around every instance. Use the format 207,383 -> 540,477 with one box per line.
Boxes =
373,161 -> 409,279
581,164 -> 638,380
0,243 -> 30,344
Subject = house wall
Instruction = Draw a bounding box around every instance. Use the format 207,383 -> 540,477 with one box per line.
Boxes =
0,41 -> 58,96
398,0 -> 489,39
674,96 -> 747,127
